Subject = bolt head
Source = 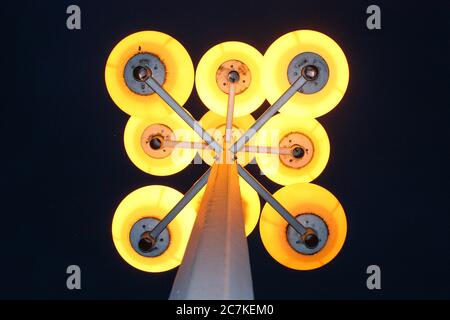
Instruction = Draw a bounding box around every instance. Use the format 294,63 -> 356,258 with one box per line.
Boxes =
304,233 -> 319,249
133,66 -> 151,82
228,70 -> 240,83
149,136 -> 162,150
302,65 -> 319,81
292,146 -> 305,159
138,232 -> 156,252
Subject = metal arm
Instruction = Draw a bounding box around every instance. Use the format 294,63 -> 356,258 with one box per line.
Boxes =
149,168 -> 211,238
243,145 -> 292,155
162,140 -> 211,150
145,76 -> 222,155
230,76 -> 307,154
162,140 -> 293,156
223,82 -> 237,163
225,83 -> 236,144
237,165 -> 307,236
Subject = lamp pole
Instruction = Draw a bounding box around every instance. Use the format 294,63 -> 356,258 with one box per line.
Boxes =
169,72 -> 254,300
169,161 -> 253,300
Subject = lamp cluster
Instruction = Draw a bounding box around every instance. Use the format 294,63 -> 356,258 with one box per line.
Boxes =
105,29 -> 349,273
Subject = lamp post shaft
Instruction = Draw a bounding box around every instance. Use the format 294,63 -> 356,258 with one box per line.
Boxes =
169,162 -> 254,300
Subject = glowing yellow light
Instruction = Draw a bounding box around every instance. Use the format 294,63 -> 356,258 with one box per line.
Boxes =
105,31 -> 194,117
124,111 -> 199,176
259,183 -> 347,270
263,30 -> 349,118
255,113 -> 330,185
195,42 -> 265,117
198,111 -> 256,166
189,177 -> 260,236
112,185 -> 197,272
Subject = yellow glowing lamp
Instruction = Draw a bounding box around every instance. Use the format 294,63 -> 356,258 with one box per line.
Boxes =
199,111 -> 256,166
263,30 -> 349,118
112,185 -> 197,272
195,42 -> 265,117
124,111 -> 199,176
105,31 -> 194,117
189,177 -> 260,236
259,183 -> 347,270
256,113 -> 330,185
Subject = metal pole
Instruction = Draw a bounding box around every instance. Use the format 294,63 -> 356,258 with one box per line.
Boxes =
162,141 -> 293,155
225,83 -> 236,144
145,76 -> 222,155
224,82 -> 236,164
149,168 -> 211,239
231,76 -> 307,154
169,163 -> 254,300
244,145 -> 292,155
162,140 -> 210,150
237,165 -> 307,236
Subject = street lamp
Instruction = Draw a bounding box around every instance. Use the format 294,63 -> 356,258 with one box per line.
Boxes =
105,29 -> 349,299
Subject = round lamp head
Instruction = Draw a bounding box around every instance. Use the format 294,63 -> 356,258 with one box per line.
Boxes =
263,30 -> 349,118
256,113 -> 330,185
112,185 -> 197,272
105,31 -> 194,117
259,183 -> 347,270
199,111 -> 256,166
124,111 -> 199,176
195,41 -> 265,117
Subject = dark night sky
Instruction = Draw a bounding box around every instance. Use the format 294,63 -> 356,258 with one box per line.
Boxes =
3,0 -> 450,299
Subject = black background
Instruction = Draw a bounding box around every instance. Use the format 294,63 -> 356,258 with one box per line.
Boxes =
3,0 -> 450,299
